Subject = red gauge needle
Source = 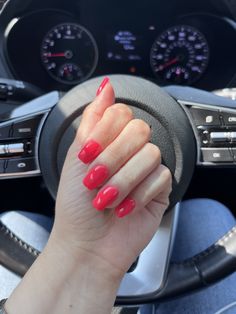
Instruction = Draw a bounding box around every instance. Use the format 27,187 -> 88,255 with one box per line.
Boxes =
45,52 -> 66,58
157,57 -> 179,71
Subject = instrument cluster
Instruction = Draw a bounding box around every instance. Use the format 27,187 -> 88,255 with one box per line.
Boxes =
4,9 -> 236,91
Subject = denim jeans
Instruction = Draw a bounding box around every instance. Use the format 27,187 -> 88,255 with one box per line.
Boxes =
140,199 -> 236,314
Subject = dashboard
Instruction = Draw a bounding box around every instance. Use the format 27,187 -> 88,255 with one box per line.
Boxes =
1,0 -> 236,92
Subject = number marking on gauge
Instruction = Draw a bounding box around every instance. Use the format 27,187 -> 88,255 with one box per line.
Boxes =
41,23 -> 98,85
150,25 -> 210,85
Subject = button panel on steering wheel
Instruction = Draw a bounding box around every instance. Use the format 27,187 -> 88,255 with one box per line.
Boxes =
186,105 -> 236,165
0,92 -> 59,178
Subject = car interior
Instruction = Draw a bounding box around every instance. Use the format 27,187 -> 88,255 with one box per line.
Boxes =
0,0 -> 236,312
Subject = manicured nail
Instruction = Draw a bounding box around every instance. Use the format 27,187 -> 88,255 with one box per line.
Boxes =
78,140 -> 102,164
92,186 -> 119,211
96,77 -> 109,96
115,198 -> 136,218
83,165 -> 109,190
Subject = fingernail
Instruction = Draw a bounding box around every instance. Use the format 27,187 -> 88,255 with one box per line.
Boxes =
78,140 -> 102,164
83,165 -> 109,190
115,198 -> 136,218
93,186 -> 119,211
96,77 -> 109,96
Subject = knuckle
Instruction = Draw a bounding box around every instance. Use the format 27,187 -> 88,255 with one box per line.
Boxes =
83,105 -> 100,120
145,143 -> 161,161
130,119 -> 151,140
82,104 -> 90,114
121,171 -> 135,185
106,103 -> 133,119
115,103 -> 133,115
160,165 -> 172,184
83,104 -> 94,115
107,148 -> 119,163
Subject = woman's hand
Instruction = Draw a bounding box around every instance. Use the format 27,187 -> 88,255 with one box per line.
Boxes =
54,78 -> 172,279
5,78 -> 172,314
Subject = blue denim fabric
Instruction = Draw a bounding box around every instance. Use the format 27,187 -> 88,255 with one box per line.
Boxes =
0,211 -> 53,299
140,199 -> 236,314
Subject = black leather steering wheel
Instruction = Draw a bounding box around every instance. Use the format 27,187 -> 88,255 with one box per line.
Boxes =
0,75 -> 236,305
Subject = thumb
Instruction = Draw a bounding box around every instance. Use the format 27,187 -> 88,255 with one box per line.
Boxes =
76,77 -> 115,143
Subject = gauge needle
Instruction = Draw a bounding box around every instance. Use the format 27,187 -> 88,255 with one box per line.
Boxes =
157,57 -> 179,71
45,52 -> 66,57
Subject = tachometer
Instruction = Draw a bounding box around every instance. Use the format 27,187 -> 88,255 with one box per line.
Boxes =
41,23 -> 98,85
150,25 -> 209,85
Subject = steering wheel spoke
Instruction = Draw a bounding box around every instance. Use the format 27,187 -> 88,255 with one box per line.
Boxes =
166,85 -> 236,166
0,91 -> 59,179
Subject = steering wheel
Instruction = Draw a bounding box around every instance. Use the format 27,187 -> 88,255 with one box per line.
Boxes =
0,75 -> 236,305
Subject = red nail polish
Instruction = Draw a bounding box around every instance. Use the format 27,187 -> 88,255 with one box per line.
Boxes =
92,186 -> 119,211
83,165 -> 109,190
115,198 -> 136,218
96,77 -> 109,96
78,140 -> 102,164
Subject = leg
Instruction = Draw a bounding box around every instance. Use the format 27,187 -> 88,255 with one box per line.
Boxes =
0,211 -> 53,299
141,199 -> 236,314
172,198 -> 236,261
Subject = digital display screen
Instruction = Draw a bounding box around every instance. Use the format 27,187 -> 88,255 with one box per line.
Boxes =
107,30 -> 142,61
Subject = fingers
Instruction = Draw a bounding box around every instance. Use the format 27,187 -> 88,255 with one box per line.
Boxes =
78,103 -> 133,164
75,79 -> 172,219
92,143 -> 161,211
131,165 -> 172,207
76,77 -> 115,144
83,119 -> 151,189
115,165 -> 172,218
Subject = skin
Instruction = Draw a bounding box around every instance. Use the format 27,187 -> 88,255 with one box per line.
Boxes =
5,81 -> 172,314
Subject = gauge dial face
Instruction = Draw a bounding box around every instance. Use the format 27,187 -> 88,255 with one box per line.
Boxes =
150,25 -> 210,85
41,23 -> 98,85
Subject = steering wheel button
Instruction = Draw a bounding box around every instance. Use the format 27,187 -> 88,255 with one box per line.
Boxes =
210,132 -> 230,143
12,115 -> 43,138
189,108 -> 221,126
0,124 -> 12,139
220,112 -> 236,126
5,157 -> 37,173
230,132 -> 236,142
0,145 -> 6,155
201,148 -> 233,163
7,143 -> 24,154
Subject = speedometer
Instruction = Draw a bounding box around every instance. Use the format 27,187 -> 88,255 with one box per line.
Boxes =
41,23 -> 98,85
150,25 -> 209,85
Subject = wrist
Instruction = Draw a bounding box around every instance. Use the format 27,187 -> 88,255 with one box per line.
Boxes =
48,228 -> 123,284
46,236 -> 120,313
49,223 -> 126,281
6,230 -> 121,314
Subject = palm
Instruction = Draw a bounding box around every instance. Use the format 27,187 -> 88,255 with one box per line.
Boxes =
95,205 -> 163,273
56,156 -> 165,274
